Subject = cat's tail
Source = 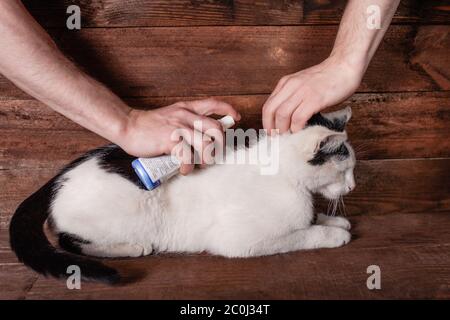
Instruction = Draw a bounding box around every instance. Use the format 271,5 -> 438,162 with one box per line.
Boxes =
9,180 -> 120,285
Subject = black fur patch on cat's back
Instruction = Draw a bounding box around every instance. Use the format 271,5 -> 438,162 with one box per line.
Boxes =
306,113 -> 345,132
55,144 -> 145,190
96,145 -> 146,190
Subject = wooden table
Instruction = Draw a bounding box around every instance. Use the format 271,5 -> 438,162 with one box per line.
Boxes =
0,0 -> 449,299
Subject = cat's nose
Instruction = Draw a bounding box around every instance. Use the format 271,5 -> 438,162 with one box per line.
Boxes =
347,184 -> 355,192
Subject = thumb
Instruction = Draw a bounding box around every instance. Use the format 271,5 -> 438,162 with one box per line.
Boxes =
185,98 -> 241,121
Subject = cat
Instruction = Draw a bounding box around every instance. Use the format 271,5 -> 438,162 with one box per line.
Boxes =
9,107 -> 355,284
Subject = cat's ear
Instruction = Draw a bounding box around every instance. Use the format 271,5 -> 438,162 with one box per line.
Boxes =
314,129 -> 348,154
322,107 -> 352,131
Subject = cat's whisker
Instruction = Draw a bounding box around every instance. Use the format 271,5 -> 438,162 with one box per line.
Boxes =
340,196 -> 347,217
326,200 -> 331,216
335,199 -> 339,217
331,198 -> 338,217
337,196 -> 343,216
332,199 -> 337,217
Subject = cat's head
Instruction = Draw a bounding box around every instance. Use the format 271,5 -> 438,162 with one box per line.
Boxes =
290,107 -> 356,200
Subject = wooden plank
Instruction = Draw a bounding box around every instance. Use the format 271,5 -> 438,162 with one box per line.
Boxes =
0,129 -> 107,169
0,264 -> 38,300
303,0 -> 450,25
0,168 -> 59,233
0,224 -> 39,300
0,25 -> 448,99
22,213 -> 450,299
411,25 -> 450,90
0,229 -> 22,263
21,0 -> 450,27
1,92 -> 449,164
1,159 -> 449,235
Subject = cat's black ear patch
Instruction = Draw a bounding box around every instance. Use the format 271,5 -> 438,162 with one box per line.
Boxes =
309,143 -> 349,166
306,113 -> 346,132
330,117 -> 347,132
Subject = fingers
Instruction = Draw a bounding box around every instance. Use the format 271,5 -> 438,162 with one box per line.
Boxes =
274,92 -> 303,133
263,75 -> 320,134
161,140 -> 194,175
177,109 -> 225,161
195,116 -> 225,152
180,110 -> 225,146
290,102 -> 316,133
180,163 -> 195,175
163,98 -> 240,174
183,98 -> 241,121
171,110 -> 217,166
173,141 -> 195,175
263,77 -> 298,132
270,75 -> 290,98
182,127 -> 215,166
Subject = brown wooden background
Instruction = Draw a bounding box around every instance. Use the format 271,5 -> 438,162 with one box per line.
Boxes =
0,0 -> 449,299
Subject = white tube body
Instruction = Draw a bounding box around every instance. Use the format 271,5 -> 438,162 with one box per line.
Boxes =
132,116 -> 235,190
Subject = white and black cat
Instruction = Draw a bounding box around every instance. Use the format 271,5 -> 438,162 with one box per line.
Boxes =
10,107 -> 355,284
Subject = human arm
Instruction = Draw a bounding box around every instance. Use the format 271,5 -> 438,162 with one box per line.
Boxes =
0,0 -> 240,174
262,0 -> 401,133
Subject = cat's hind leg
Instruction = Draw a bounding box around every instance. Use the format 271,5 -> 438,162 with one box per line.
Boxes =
246,225 -> 351,257
316,213 -> 351,230
80,243 -> 152,258
58,233 -> 152,258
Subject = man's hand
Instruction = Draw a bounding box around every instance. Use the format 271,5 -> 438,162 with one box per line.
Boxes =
0,2 -> 241,175
262,0 -> 400,133
119,99 -> 240,175
263,56 -> 362,133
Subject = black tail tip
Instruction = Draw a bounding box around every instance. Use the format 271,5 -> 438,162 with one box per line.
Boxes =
98,271 -> 122,285
78,265 -> 122,285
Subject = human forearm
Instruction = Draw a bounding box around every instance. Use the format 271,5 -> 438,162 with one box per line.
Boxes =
263,0 -> 400,132
0,0 -> 130,143
330,0 -> 401,74
0,1 -> 241,169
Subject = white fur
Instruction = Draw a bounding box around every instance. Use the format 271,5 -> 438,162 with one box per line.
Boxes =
50,112 -> 356,258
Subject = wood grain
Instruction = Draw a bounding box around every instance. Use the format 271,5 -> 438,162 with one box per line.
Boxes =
0,168 -> 59,232
410,25 -> 450,90
1,92 -> 449,167
19,213 -> 450,299
0,129 -> 107,169
0,0 -> 448,300
0,264 -> 38,300
0,227 -> 39,299
1,25 -> 448,99
317,158 -> 450,216
21,0 -> 450,27
303,0 -> 450,25
1,159 -> 449,234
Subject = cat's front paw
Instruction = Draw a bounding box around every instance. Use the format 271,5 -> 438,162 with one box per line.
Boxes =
323,226 -> 351,248
316,213 -> 351,230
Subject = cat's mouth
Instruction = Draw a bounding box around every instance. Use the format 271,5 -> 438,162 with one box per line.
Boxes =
320,186 -> 350,200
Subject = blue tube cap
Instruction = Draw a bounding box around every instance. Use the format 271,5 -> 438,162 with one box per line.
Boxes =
132,159 -> 161,190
